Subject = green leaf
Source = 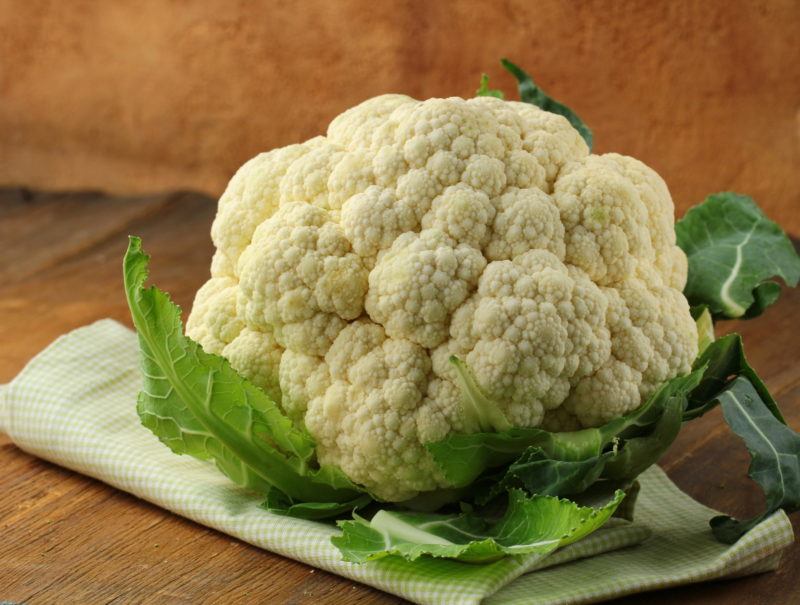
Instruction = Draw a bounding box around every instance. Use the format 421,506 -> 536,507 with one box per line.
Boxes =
507,448 -> 613,496
262,489 -> 373,520
742,281 -> 783,319
685,333 -> 783,424
676,192 -> 800,319
398,487 -> 472,512
123,236 -> 366,503
332,489 -> 624,563
428,366 -> 703,488
501,58 -> 593,150
694,306 -> 715,355
426,426 -> 600,489
608,480 -> 640,522
710,377 -> 800,543
478,448 -> 615,505
602,393 -> 687,481
450,356 -> 512,433
476,73 -> 504,98
470,368 -> 703,505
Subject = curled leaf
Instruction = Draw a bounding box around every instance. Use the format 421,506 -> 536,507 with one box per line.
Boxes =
332,489 -> 624,563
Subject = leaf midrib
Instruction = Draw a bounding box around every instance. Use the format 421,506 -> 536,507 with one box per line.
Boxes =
718,221 -> 759,316
723,388 -> 786,504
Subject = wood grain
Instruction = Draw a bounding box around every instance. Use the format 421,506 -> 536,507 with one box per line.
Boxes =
0,190 -> 798,604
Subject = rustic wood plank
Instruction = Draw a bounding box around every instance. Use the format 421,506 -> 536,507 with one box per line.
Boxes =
0,190 -> 216,383
0,190 -> 797,604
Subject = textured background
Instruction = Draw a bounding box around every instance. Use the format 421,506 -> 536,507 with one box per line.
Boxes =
1,0 -> 798,230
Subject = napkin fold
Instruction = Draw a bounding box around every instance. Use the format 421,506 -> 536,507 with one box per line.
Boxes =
0,320 -> 793,605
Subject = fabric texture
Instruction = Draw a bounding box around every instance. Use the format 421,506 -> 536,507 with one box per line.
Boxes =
0,320 -> 793,605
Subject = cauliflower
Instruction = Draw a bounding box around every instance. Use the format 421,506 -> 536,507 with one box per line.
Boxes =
187,94 -> 697,501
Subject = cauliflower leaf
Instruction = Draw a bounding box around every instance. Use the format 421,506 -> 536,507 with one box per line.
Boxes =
450,356 -> 512,433
332,489 -> 624,563
500,58 -> 593,150
676,192 -> 800,319
123,236 -> 367,505
693,306 -> 715,355
711,377 -> 800,542
475,74 -> 504,99
262,489 -> 373,520
428,365 -> 704,493
685,333 -> 782,423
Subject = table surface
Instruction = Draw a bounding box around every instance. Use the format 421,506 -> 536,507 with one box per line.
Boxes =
1,189 -> 797,604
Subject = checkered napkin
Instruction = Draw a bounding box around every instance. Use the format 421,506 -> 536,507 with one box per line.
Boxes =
0,320 -> 793,604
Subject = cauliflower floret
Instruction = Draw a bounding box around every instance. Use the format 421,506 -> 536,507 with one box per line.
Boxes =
603,153 -> 689,290
186,277 -> 243,352
486,187 -> 565,261
421,184 -> 496,249
237,201 -> 367,356
564,360 -> 642,426
304,322 -> 443,501
221,327 -> 283,403
563,275 -> 698,426
278,349 -> 330,421
509,101 -> 590,187
188,93 -> 697,500
327,94 -> 415,148
619,275 -> 698,397
555,154 -> 656,286
210,144 -> 313,277
341,186 -> 417,267
365,229 -> 486,348
440,250 -> 611,428
279,143 -> 345,210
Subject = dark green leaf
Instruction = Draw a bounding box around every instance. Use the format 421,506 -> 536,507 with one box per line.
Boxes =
479,447 -> 614,504
469,369 -> 702,506
676,192 -> 800,319
685,334 -> 782,424
710,377 -> 800,543
501,58 -> 593,150
568,478 -> 640,522
425,426 -> 603,489
602,394 -> 687,481
398,487 -> 472,512
610,480 -> 641,522
508,447 -> 612,496
742,281 -> 783,319
263,489 -> 373,520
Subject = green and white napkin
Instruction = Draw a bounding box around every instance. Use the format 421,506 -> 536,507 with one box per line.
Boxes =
0,320 -> 793,605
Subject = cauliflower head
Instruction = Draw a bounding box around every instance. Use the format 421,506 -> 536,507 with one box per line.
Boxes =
187,94 -> 697,501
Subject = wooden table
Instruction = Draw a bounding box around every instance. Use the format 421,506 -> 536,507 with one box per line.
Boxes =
1,189 -> 798,604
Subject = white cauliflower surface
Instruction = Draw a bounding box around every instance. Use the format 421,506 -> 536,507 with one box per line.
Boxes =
186,95 -> 698,501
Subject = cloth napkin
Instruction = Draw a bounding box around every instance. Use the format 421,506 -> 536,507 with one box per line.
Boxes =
0,320 -> 793,605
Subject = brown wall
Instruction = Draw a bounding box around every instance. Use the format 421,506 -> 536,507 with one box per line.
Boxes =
1,0 -> 798,230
